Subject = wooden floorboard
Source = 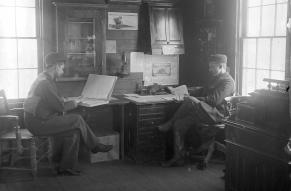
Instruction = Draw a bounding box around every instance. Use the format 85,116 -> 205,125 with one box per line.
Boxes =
1,160 -> 225,191
0,183 -> 8,191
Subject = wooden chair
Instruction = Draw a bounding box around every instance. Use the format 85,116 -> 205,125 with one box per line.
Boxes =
185,96 -> 247,170
0,89 -> 52,177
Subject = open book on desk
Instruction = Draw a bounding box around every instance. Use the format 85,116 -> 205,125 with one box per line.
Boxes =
66,74 -> 118,107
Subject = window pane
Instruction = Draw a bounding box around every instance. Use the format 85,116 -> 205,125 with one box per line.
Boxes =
256,70 -> 270,89
0,70 -> 18,99
257,38 -> 270,70
262,0 -> 275,5
16,7 -> 36,37
0,39 -> 17,69
16,0 -> 35,7
277,0 -> 287,3
243,39 -> 256,68
261,5 -> 275,36
271,38 -> 285,71
248,0 -> 261,7
18,69 -> 37,98
0,7 -> 16,37
0,0 -> 15,6
271,71 -> 284,80
247,7 -> 260,37
275,3 -> 287,36
18,39 -> 38,68
242,69 -> 255,95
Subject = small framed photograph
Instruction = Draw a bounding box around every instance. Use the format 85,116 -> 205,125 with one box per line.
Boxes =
108,12 -> 138,30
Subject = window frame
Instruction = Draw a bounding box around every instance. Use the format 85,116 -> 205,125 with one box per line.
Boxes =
0,0 -> 43,101
236,0 -> 290,95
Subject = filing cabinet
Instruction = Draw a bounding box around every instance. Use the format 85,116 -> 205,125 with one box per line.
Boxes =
124,101 -> 179,163
225,120 -> 291,191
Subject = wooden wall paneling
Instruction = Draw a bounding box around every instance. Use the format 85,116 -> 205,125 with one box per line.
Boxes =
106,2 -> 140,78
56,81 -> 86,97
106,54 -> 123,74
107,30 -> 139,40
116,39 -> 138,52
94,8 -> 107,74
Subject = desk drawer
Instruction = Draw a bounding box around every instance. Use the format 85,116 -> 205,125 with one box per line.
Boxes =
137,132 -> 162,141
138,113 -> 165,121
138,104 -> 166,114
226,124 -> 289,161
139,118 -> 165,128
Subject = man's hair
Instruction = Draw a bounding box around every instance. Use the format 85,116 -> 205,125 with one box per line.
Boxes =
45,52 -> 66,69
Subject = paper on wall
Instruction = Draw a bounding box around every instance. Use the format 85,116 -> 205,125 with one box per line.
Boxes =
130,52 -> 144,72
106,40 -> 117,53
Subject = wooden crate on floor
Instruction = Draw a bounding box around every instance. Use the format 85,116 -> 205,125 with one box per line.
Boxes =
80,129 -> 119,163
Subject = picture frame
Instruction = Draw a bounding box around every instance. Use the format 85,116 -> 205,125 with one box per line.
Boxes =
108,12 -> 138,30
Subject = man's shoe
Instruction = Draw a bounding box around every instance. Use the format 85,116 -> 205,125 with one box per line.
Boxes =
91,143 -> 113,154
158,120 -> 173,132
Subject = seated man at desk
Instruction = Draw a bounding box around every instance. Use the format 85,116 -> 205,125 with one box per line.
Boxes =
158,54 -> 235,167
24,52 -> 113,175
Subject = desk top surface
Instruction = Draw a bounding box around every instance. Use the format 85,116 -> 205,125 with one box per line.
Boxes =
121,94 -> 180,105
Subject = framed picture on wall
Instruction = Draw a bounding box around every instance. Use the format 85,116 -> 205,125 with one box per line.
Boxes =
108,12 -> 138,30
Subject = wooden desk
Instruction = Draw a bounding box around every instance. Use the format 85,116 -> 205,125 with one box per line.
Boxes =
123,98 -> 180,163
76,96 -> 129,160
225,120 -> 291,191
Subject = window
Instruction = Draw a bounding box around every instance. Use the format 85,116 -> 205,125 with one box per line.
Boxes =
240,0 -> 288,95
0,0 -> 39,99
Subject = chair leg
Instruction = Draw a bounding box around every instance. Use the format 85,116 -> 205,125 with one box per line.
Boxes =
30,138 -> 37,177
204,141 -> 215,164
47,137 -> 53,167
197,141 -> 215,170
0,142 -> 2,167
10,140 -> 19,166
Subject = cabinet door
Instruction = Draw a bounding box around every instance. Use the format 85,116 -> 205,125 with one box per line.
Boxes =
149,7 -> 168,48
167,7 -> 183,45
148,5 -> 184,54
55,4 -> 106,79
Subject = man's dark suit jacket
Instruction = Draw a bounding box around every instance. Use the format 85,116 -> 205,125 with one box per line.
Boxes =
193,72 -> 235,122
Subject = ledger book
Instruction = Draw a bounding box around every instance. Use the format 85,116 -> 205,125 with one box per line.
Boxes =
67,74 -> 118,107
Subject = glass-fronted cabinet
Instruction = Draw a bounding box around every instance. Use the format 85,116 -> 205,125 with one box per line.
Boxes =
54,3 -> 106,81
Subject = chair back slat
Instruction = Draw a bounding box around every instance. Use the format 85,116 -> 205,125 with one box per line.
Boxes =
0,89 -> 9,115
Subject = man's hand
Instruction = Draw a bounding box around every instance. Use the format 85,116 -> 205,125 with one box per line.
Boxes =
71,100 -> 79,108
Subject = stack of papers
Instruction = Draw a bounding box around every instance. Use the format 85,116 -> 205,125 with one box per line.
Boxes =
123,85 -> 189,103
168,85 -> 189,97
124,94 -> 178,103
66,74 -> 117,107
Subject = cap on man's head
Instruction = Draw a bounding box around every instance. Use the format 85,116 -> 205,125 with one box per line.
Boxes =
45,52 -> 66,68
209,54 -> 227,64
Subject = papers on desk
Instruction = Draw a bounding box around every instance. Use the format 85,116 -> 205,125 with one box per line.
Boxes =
124,85 -> 188,103
168,85 -> 189,97
66,74 -> 117,107
124,94 -> 180,103
66,97 -> 109,107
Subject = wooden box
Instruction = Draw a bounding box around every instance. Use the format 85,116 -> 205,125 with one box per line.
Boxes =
80,129 -> 119,163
